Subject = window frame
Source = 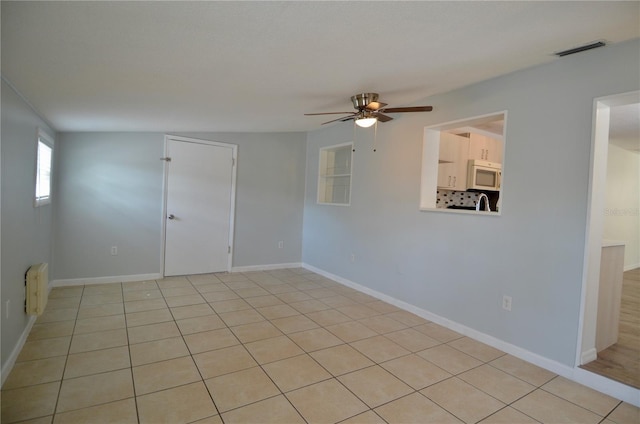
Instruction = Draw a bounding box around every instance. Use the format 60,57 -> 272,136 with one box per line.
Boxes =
317,142 -> 353,206
419,111 -> 507,215
34,128 -> 54,207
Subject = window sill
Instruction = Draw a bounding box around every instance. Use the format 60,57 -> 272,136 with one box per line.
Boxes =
34,198 -> 51,208
419,207 -> 501,216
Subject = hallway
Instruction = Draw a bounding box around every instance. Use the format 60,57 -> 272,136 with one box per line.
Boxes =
583,268 -> 640,388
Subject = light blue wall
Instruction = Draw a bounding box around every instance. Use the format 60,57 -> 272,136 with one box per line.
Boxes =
175,133 -> 306,269
1,79 -> 57,369
302,39 -> 640,367
54,133 -> 165,280
53,132 -> 306,280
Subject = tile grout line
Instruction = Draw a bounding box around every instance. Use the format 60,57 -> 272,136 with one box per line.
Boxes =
536,376 -> 618,420
256,271 -> 401,423
599,400 -> 624,424
231,270 -> 385,423
121,280 -> 141,424
5,269 -> 634,424
165,274 -> 225,423
266,270 -> 387,424
346,315 -> 538,424
221,270 -> 327,423
50,284 -> 84,422
238,271 -> 466,422
185,277 -> 232,424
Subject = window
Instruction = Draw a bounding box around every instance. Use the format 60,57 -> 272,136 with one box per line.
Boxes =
34,129 -> 53,207
420,112 -> 506,214
318,143 -> 353,205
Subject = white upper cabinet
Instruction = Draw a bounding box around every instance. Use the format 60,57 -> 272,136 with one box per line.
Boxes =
468,133 -> 503,163
437,133 -> 469,190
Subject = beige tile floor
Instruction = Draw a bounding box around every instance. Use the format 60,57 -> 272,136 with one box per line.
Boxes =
2,268 -> 638,424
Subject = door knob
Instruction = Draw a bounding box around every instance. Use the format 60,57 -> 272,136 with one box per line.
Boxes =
168,214 -> 175,220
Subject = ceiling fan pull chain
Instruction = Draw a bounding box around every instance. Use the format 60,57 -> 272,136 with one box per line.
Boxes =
352,121 -> 356,152
373,119 -> 378,152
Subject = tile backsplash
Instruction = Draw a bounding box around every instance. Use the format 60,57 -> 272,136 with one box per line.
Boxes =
436,190 -> 481,208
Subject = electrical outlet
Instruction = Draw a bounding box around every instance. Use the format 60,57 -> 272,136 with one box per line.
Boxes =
278,241 -> 284,249
5,299 -> 10,319
111,246 -> 118,256
350,253 -> 356,263
502,295 -> 512,311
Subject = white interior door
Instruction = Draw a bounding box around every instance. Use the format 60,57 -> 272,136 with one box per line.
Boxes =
164,137 -> 236,276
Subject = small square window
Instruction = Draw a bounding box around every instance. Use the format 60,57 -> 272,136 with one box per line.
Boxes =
34,129 -> 53,207
318,143 -> 353,205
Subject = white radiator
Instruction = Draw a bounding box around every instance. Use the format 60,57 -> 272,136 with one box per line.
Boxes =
25,263 -> 48,316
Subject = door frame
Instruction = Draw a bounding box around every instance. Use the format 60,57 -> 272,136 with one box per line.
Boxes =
570,91 -> 640,406
160,135 -> 238,276
577,90 -> 639,365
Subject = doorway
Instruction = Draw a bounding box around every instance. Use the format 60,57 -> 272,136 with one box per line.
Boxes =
582,268 -> 640,387
162,136 -> 237,276
578,91 -> 639,391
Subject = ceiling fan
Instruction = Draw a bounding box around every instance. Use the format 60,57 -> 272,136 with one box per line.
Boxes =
305,93 -> 433,127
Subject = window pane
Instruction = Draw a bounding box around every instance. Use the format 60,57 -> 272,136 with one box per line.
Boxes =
36,140 -> 52,201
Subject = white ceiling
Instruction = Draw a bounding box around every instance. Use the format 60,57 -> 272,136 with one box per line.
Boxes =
2,1 -> 639,133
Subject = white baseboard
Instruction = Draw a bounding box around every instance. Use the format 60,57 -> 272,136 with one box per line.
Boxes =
624,263 -> 639,272
302,263 -> 640,407
51,273 -> 163,287
51,264 -> 307,285
1,315 -> 37,388
231,262 -> 302,273
572,367 -> 640,406
581,348 -> 598,365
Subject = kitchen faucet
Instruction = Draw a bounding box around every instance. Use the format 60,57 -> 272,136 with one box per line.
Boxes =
476,193 -> 491,212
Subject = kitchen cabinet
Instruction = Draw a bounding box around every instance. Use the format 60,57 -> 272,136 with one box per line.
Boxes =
596,242 -> 625,352
438,133 -> 469,190
468,133 -> 503,163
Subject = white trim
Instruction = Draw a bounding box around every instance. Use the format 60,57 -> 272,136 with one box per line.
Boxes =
419,110 -> 508,213
159,139 -> 170,278
37,128 -> 54,146
571,368 -> 640,406
303,263 -> 640,407
1,74 -> 57,130
162,135 -> 238,276
578,91 -> 640,367
1,315 -> 37,387
228,148 -> 238,272
454,125 -> 504,142
581,348 -> 598,365
50,273 -> 162,287
317,142 -> 353,206
624,263 -> 639,272
424,110 -> 509,132
231,262 -> 303,273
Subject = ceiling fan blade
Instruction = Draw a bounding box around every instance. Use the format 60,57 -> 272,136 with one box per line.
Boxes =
378,106 -> 433,113
321,114 -> 356,125
375,113 -> 393,122
365,102 -> 388,111
305,112 -> 355,116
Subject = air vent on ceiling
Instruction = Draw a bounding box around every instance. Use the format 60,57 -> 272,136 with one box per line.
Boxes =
555,41 -> 606,57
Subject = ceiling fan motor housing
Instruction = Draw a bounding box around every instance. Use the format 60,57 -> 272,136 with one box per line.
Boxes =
351,93 -> 379,109
305,92 -> 431,125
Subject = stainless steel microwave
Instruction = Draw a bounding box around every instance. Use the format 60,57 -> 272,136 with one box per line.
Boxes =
467,159 -> 501,191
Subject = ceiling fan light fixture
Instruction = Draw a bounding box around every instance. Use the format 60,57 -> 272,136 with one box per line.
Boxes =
307,92 -> 432,126
355,117 -> 377,128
